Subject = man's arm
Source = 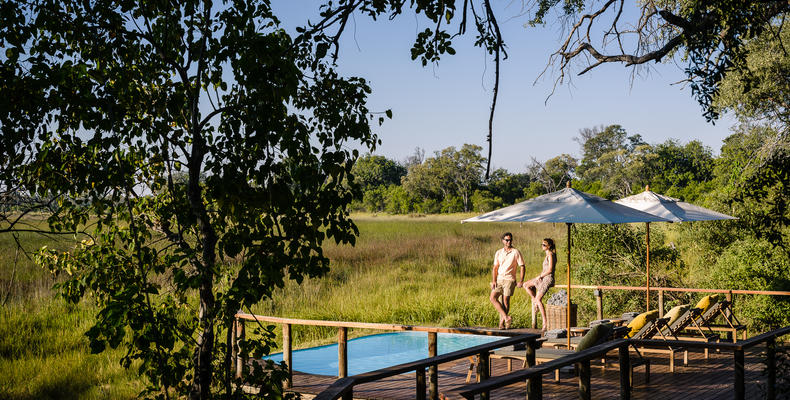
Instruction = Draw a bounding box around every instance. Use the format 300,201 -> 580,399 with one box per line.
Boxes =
491,251 -> 499,289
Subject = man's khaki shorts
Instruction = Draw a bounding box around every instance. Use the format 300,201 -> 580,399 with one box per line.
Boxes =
492,278 -> 516,297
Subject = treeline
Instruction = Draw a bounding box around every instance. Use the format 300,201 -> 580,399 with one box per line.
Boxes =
351,124 -> 716,213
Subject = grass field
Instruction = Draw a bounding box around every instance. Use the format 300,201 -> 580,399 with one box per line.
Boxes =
0,213 -> 667,398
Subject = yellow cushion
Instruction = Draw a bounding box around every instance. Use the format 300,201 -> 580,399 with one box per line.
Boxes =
664,304 -> 690,327
626,310 -> 659,338
694,294 -> 720,314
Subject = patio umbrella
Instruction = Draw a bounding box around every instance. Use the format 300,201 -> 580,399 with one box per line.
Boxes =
615,186 -> 736,311
464,183 -> 669,347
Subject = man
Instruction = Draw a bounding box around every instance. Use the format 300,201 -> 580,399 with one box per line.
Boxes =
490,232 -> 525,329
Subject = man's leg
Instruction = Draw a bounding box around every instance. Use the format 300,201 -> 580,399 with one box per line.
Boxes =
489,290 -> 507,328
502,295 -> 513,328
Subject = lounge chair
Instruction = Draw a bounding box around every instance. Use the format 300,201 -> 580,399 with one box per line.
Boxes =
474,324 -> 649,384
623,310 -> 689,373
658,304 -> 719,358
686,298 -> 747,342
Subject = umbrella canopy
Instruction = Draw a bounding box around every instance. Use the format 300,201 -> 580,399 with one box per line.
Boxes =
615,187 -> 736,311
615,189 -> 737,222
464,186 -> 670,224
465,185 -> 669,346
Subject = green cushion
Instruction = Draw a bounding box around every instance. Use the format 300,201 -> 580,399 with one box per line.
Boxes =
576,322 -> 613,352
665,304 -> 690,327
694,294 -> 720,314
626,310 -> 658,338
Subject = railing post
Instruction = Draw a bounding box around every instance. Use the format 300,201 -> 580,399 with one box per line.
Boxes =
235,318 -> 246,380
416,367 -> 426,400
338,327 -> 348,378
594,289 -> 603,321
658,290 -> 664,318
283,323 -> 292,388
578,360 -> 591,400
478,351 -> 490,400
231,317 -> 238,379
428,332 -> 438,400
767,337 -> 776,400
734,349 -> 745,400
342,389 -> 353,400
618,343 -> 631,400
526,340 -> 541,400
726,291 -> 734,340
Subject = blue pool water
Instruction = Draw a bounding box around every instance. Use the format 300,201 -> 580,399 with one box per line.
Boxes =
264,331 -> 501,376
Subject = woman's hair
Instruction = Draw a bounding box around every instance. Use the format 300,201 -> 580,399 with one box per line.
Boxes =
543,238 -> 556,253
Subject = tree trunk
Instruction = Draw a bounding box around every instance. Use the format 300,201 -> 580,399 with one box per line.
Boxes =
187,131 -> 218,400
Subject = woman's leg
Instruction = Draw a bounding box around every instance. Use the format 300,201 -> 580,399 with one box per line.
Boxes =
535,290 -> 548,331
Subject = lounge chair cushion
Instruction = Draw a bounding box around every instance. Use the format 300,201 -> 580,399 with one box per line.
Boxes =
665,304 -> 690,327
626,310 -> 658,338
694,294 -> 720,314
576,322 -> 613,352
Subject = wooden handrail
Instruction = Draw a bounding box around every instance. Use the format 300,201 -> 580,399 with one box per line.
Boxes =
234,313 -> 526,336
554,284 -> 790,297
446,339 -> 628,398
313,334 -> 539,400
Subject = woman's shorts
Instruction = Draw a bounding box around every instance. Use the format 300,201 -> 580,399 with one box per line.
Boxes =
536,275 -> 555,296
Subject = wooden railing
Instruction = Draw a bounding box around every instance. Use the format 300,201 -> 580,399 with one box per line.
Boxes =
232,313 -> 539,398
550,284 -> 790,324
630,325 -> 790,400
442,325 -> 790,400
313,334 -> 538,400
440,339 -> 633,400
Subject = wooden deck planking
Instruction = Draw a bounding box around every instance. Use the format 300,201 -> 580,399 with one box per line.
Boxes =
287,345 -> 770,399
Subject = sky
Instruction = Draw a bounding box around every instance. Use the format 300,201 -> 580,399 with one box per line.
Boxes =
271,2 -> 736,173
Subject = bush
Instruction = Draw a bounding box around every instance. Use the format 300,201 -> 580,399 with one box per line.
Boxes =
707,239 -> 790,331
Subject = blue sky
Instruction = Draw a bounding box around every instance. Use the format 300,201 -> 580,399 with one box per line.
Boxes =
272,2 -> 736,172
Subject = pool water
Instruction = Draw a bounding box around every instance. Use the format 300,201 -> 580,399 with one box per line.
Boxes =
263,331 -> 501,376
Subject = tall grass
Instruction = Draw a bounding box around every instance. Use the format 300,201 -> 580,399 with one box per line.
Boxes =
0,220 -> 142,399
1,213 -> 654,396
253,214 -> 568,349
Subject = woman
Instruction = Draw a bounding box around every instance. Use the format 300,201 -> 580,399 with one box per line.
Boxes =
523,238 -> 556,332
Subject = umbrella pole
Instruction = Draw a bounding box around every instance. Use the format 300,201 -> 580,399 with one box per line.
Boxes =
567,222 -> 572,349
646,222 -> 650,312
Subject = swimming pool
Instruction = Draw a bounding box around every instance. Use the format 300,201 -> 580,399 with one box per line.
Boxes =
264,331 -> 501,376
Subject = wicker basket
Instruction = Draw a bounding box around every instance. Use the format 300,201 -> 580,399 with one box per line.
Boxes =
545,304 -> 577,331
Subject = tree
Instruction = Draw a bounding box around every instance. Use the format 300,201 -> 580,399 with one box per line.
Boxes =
3,1 -> 378,398
485,169 -> 532,205
401,144 -> 485,212
526,154 -> 577,195
646,140 -> 715,201
574,125 -> 648,198
351,154 -> 407,191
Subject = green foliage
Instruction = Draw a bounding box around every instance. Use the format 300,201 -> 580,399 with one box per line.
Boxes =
401,144 -> 485,212
2,0 -> 378,397
525,154 -> 577,195
572,224 -> 686,314
644,140 -> 715,202
706,239 -> 790,330
485,169 -> 532,204
470,190 -> 503,213
351,155 -> 407,191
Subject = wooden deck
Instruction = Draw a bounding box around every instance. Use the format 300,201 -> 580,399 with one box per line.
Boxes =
285,344 -> 769,399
